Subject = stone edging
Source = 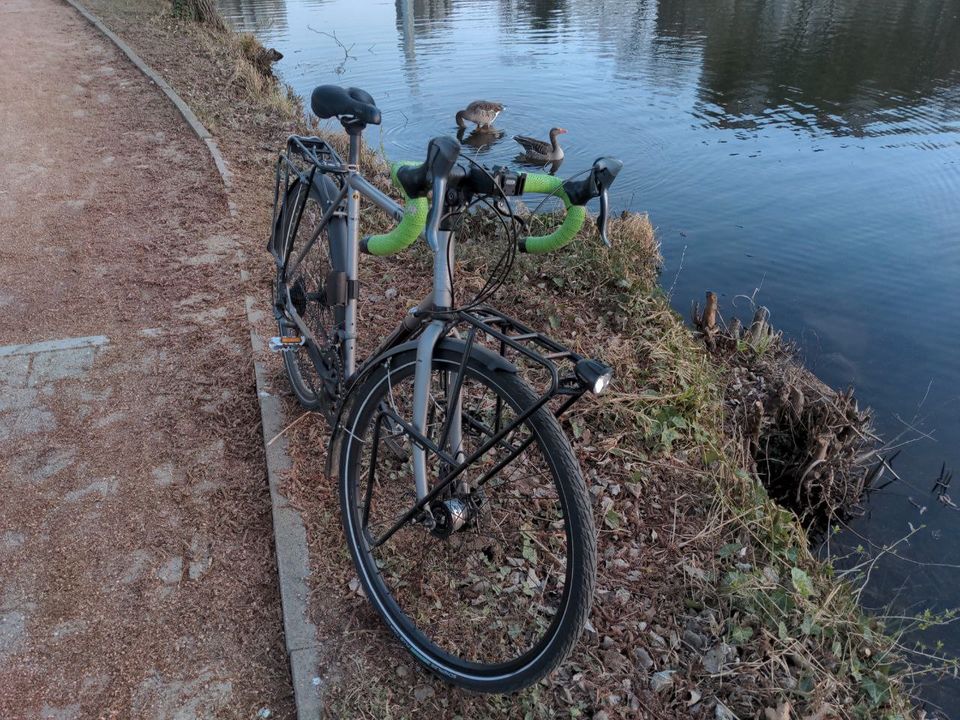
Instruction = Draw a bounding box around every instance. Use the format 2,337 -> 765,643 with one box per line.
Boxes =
60,1 -> 323,717
61,0 -> 235,205
0,335 -> 109,358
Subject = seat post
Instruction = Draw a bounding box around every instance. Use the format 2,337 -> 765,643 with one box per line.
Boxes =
348,131 -> 361,166
341,118 -> 365,167
340,116 -> 365,378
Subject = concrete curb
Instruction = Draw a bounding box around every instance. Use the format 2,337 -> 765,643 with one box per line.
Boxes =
61,2 -> 322,717
0,335 -> 109,357
246,297 -> 325,716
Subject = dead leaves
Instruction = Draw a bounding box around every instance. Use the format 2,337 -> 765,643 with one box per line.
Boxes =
764,701 -> 791,720
763,701 -> 841,720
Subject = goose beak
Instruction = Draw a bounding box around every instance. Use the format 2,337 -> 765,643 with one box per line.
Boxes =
557,128 -> 568,134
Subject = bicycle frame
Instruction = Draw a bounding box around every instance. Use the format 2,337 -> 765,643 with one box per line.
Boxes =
275,130 -> 608,518
274,133 -> 405,376
274,131 -> 461,503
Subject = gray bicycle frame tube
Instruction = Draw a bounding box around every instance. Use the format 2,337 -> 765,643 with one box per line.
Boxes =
284,169 -> 405,369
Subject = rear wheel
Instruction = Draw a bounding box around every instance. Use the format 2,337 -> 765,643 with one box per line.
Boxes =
338,345 -> 596,692
275,177 -> 344,411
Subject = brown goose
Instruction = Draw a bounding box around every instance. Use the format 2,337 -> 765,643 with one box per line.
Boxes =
513,128 -> 567,162
455,100 -> 504,129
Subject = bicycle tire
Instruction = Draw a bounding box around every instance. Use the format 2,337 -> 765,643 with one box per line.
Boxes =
337,344 -> 596,692
275,175 -> 346,411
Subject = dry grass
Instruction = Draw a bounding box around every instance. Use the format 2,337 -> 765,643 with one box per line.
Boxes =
221,34 -> 296,116
170,0 -> 224,31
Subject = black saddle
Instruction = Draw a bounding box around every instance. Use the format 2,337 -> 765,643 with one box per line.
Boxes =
310,85 -> 381,126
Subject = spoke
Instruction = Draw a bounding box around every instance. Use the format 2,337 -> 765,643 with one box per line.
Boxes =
282,194 -> 340,397
386,357 -> 398,414
461,408 -> 522,455
361,412 -> 385,531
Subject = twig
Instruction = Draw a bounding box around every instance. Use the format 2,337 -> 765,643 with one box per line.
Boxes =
267,410 -> 314,446
731,275 -> 766,311
666,244 -> 686,300
306,26 -> 357,75
892,413 -> 937,443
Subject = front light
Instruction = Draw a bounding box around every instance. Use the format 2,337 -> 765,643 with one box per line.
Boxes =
575,358 -> 613,395
593,372 -> 612,394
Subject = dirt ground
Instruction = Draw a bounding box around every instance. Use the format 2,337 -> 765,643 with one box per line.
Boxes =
0,0 -> 293,717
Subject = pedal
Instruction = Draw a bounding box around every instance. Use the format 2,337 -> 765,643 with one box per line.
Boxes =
269,336 -> 305,352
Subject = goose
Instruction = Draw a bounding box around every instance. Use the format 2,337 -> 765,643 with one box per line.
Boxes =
455,101 -> 504,129
513,128 -> 567,162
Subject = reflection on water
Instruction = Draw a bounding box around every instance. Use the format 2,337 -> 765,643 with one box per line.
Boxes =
220,0 -> 960,712
217,0 -> 288,31
502,0 -> 571,34
396,0 -> 456,33
455,126 -> 504,154
682,0 -> 960,137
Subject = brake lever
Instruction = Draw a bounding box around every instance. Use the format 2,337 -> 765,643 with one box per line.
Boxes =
590,157 -> 623,248
598,188 -> 611,247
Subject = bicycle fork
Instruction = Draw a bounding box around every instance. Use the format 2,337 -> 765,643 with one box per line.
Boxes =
411,184 -> 465,510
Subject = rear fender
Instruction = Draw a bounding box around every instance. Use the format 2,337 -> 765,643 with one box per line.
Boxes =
271,173 -> 348,269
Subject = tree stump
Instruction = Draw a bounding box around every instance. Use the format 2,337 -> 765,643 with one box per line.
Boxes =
693,291 -> 719,351
746,306 -> 770,348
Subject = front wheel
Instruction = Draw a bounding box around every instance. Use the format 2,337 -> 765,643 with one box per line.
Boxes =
337,345 -> 596,692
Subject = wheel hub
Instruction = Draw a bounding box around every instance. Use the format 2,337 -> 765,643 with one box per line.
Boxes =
429,497 -> 474,538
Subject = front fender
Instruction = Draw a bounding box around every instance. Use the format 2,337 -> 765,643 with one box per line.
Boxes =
325,337 -> 517,478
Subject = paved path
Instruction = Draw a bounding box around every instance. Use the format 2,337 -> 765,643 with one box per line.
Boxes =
0,0 -> 291,717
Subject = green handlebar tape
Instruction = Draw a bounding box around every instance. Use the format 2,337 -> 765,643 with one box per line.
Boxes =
362,162 -> 428,256
519,173 -> 587,254
522,172 -> 568,200
522,205 -> 587,254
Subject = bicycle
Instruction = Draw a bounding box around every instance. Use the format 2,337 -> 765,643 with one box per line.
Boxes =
269,85 -> 622,692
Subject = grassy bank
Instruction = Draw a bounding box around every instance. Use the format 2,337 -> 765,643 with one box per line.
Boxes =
78,1 -> 930,717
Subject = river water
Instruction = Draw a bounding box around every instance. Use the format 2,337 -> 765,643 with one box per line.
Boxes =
219,0 -> 960,712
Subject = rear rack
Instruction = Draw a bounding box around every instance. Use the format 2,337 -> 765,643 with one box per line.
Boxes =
285,135 -> 342,176
269,135 -> 344,264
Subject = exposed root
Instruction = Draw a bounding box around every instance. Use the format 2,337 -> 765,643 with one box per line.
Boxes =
694,295 -> 877,523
